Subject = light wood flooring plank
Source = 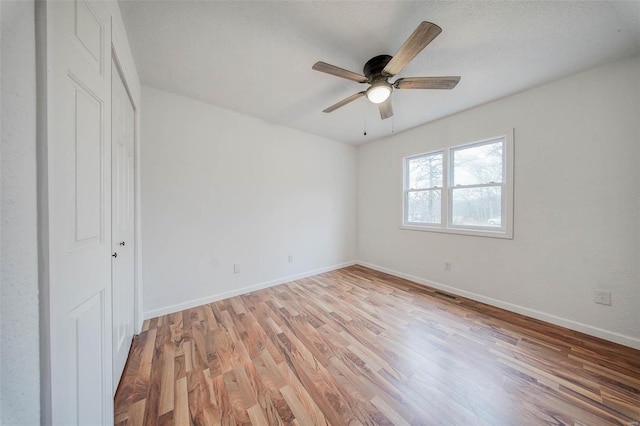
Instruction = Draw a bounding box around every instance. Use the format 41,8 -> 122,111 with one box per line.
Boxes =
115,265 -> 640,425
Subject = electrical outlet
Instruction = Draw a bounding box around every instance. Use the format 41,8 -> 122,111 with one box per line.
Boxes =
444,262 -> 452,271
234,264 -> 240,274
288,255 -> 293,263
593,290 -> 611,306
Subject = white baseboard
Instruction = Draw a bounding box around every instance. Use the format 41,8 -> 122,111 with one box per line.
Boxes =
357,261 -> 640,350
143,261 -> 357,320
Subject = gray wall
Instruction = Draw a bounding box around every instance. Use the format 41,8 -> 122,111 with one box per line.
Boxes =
357,56 -> 640,348
1,1 -> 40,424
141,86 -> 357,318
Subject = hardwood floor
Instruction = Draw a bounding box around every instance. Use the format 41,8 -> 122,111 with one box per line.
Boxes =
114,265 -> 640,425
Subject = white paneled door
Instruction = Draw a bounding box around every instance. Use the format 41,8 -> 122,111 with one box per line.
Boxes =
47,1 -> 113,424
111,59 -> 136,391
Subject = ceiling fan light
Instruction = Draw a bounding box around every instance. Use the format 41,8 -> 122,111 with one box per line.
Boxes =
366,81 -> 392,104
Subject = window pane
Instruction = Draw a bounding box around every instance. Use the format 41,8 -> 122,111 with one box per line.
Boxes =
407,190 -> 441,224
408,153 -> 442,190
453,140 -> 503,186
451,186 -> 502,227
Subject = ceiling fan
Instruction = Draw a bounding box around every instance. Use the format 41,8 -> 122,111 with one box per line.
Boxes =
312,21 -> 460,120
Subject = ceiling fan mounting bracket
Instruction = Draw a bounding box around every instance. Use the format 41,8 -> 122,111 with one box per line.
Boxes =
363,55 -> 392,83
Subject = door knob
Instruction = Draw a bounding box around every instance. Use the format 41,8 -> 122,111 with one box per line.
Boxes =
112,252 -> 118,258
119,241 -> 125,246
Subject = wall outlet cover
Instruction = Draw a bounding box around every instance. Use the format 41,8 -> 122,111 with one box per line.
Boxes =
593,290 -> 611,306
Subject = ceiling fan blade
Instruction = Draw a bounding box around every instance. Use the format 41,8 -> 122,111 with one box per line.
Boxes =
313,62 -> 368,83
394,76 -> 461,90
383,22 -> 442,77
378,98 -> 393,120
323,91 -> 366,113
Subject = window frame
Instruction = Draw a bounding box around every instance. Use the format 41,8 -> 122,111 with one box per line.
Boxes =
400,129 -> 514,239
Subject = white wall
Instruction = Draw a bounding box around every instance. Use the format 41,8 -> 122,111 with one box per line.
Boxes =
357,56 -> 640,348
141,87 -> 356,317
0,1 -> 40,424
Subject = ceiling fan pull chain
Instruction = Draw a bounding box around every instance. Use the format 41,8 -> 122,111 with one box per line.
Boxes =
363,103 -> 367,136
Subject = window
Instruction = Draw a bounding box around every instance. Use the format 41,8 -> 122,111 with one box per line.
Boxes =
402,130 -> 513,238
405,151 -> 443,225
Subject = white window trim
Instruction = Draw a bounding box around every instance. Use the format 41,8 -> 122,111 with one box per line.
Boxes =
400,129 -> 514,239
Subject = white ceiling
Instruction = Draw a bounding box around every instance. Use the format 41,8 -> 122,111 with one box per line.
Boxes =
119,1 -> 640,145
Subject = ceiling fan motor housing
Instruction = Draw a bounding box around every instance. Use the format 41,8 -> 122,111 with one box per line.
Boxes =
363,55 -> 392,82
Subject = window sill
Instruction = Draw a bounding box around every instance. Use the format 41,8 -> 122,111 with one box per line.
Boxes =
399,224 -> 513,239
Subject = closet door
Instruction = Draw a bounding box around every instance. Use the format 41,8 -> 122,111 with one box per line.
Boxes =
111,58 -> 136,392
47,1 -> 113,423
